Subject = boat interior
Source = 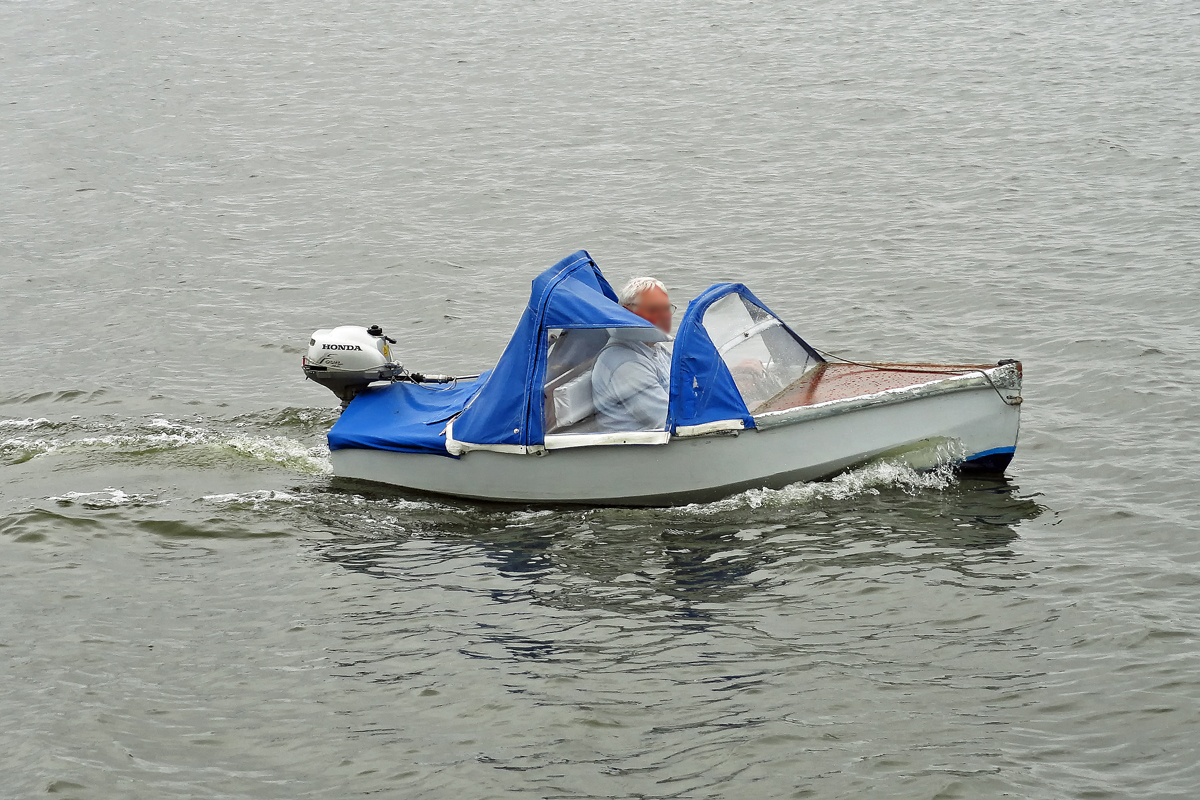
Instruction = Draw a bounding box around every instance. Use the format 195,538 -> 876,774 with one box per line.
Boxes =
751,362 -> 999,416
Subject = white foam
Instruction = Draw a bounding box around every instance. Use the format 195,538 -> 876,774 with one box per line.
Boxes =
683,458 -> 960,515
0,417 -> 52,430
1,417 -> 331,474
220,433 -> 331,474
49,488 -> 163,508
201,489 -> 310,508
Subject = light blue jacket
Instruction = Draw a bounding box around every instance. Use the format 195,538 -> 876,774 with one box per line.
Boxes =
591,338 -> 673,431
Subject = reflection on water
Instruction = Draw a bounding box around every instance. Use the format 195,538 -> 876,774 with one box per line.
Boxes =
289,467 -> 1056,799
315,468 -> 1045,621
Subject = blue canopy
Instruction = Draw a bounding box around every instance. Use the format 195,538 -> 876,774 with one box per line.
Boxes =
666,283 -> 823,432
449,250 -> 659,449
329,250 -> 656,456
327,252 -> 822,456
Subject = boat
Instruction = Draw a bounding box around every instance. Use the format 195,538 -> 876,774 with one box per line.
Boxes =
301,251 -> 1022,505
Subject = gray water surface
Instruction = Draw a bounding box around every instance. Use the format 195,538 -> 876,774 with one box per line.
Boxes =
3,0 -> 1199,798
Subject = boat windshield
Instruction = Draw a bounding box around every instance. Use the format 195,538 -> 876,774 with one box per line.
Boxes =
701,293 -> 820,411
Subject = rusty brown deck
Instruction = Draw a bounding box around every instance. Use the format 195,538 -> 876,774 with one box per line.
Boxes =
752,362 -> 998,415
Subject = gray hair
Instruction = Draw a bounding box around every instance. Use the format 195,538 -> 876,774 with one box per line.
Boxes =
618,276 -> 668,308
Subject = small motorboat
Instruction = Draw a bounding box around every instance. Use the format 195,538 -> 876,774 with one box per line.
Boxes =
302,251 -> 1022,505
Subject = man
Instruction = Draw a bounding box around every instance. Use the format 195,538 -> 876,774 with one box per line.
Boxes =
592,277 -> 676,432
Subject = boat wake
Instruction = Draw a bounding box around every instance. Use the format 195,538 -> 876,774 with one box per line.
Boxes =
6,408 -> 978,529
1,412 -> 334,474
47,488 -> 167,509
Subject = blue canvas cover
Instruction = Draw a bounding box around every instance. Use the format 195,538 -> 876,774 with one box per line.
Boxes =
328,250 -> 655,456
327,254 -> 822,456
666,283 -> 824,433
327,372 -> 490,455
449,250 -> 660,449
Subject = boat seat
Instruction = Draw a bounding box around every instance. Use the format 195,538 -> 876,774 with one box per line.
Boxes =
552,414 -> 609,435
544,358 -> 598,434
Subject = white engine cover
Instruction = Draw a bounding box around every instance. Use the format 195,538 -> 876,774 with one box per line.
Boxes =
306,326 -> 391,373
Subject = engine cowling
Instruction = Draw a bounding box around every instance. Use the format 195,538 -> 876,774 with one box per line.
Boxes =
303,325 -> 401,407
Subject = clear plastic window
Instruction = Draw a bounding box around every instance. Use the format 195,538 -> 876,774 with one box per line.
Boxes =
701,294 -> 819,411
544,328 -> 671,434
544,328 -> 606,434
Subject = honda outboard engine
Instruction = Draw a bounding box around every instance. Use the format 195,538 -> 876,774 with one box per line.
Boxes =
303,324 -> 402,409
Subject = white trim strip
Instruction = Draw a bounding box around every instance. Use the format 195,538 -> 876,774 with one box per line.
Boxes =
674,419 -> 745,437
445,420 -> 544,456
446,421 -> 668,455
544,430 -> 671,450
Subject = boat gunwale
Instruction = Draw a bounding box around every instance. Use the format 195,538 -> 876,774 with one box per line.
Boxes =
751,362 -> 1021,431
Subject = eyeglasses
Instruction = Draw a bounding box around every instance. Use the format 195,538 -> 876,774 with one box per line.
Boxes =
636,303 -> 677,315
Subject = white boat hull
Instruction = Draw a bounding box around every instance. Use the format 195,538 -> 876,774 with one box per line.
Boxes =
331,381 -> 1020,506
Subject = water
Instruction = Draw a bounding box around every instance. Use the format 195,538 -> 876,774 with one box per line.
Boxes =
2,0 -> 1198,796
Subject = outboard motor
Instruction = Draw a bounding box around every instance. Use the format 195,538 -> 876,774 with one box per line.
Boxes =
303,324 -> 402,409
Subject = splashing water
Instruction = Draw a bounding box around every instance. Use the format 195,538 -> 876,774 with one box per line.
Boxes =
683,457 -> 961,514
49,488 -> 165,509
1,414 -> 331,473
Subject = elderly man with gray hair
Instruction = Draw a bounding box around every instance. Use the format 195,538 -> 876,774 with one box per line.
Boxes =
592,276 -> 677,432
